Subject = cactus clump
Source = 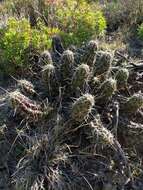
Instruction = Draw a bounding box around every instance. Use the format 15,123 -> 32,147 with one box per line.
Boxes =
60,50 -> 74,83
2,39 -> 139,189
115,68 -> 129,89
98,78 -> 117,103
9,91 -> 43,120
71,94 -> 94,122
122,94 -> 143,114
94,51 -> 112,77
17,79 -> 36,95
71,64 -> 90,91
39,50 -> 53,65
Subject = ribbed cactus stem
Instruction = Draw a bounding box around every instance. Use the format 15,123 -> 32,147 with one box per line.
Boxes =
9,91 -> 43,120
71,64 -> 90,90
40,50 -> 53,65
60,50 -> 74,83
87,40 -> 98,53
83,40 -> 98,67
42,64 -> 55,85
122,94 -> 143,114
100,78 -> 117,97
89,121 -> 114,145
18,79 -> 35,95
71,94 -> 95,122
94,51 -> 112,77
115,68 -> 129,89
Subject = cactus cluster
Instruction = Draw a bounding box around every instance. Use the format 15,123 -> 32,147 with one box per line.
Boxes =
2,39 -> 143,190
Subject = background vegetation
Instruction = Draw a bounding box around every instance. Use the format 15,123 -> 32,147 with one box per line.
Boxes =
0,0 -> 107,74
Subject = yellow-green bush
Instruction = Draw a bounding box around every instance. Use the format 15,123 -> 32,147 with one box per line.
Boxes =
0,0 -> 106,48
0,17 -> 60,74
44,0 -> 107,46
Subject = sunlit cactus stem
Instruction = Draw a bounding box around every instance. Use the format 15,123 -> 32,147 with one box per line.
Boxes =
97,78 -> 117,104
122,94 -> 143,114
115,68 -> 129,90
39,50 -> 53,65
8,90 -> 44,121
42,64 -> 59,97
42,64 -> 55,84
71,64 -> 90,93
71,94 -> 95,122
93,51 -> 112,79
60,50 -> 74,85
17,79 -> 36,96
82,40 -> 98,67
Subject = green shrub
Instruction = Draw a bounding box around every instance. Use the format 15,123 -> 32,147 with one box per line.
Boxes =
0,0 -> 106,47
0,17 -> 60,74
44,0 -> 107,46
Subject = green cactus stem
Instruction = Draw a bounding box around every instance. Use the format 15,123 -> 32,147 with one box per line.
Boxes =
122,94 -> 143,114
42,64 -> 55,85
9,90 -> 44,121
60,50 -> 74,84
71,64 -> 90,91
115,68 -> 129,89
97,78 -> 117,104
42,64 -> 59,97
40,50 -> 53,65
71,94 -> 95,122
17,79 -> 36,95
82,40 -> 98,67
94,51 -> 112,77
